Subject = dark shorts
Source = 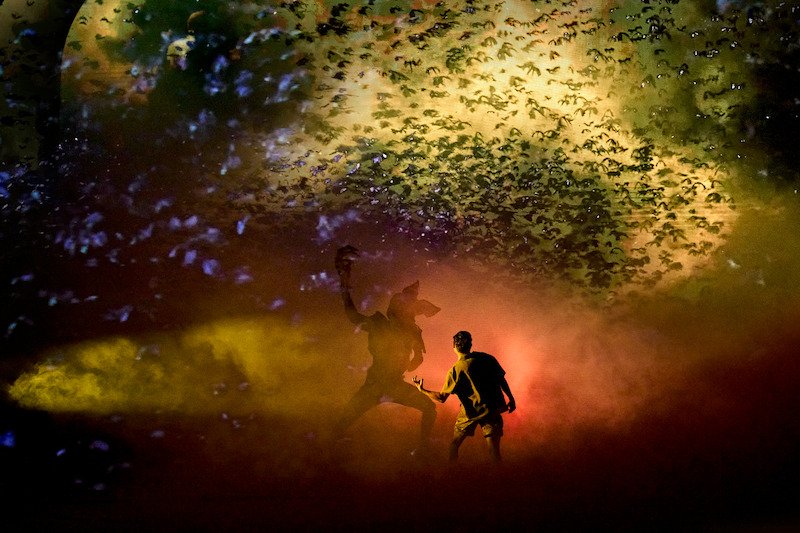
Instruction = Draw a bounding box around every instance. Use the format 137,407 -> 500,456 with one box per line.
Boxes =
453,409 -> 504,438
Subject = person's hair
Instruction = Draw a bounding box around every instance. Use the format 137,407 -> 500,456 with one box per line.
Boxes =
453,331 -> 472,353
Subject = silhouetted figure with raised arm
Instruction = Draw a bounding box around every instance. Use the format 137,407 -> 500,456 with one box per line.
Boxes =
333,245 -> 439,454
387,280 -> 441,370
414,331 -> 516,464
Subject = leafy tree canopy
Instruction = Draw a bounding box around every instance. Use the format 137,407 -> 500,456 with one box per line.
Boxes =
36,0 -> 800,297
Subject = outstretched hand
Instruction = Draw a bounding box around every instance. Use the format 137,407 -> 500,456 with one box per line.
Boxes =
412,376 -> 423,390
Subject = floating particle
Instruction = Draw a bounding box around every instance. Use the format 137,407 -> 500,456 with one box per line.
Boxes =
90,440 -> 110,452
202,259 -> 220,276
236,216 -> 249,235
183,250 -> 197,265
1,430 -> 15,448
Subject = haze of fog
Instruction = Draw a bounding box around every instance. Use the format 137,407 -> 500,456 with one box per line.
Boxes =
10,196 -> 800,478
4,1 -> 800,530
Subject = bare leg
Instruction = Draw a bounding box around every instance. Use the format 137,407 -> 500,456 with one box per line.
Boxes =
486,435 -> 502,464
415,397 -> 437,446
449,433 -> 468,462
392,381 -> 437,447
333,383 -> 380,438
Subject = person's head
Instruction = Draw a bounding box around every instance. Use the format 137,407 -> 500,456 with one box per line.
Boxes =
453,331 -> 472,355
387,281 -> 420,321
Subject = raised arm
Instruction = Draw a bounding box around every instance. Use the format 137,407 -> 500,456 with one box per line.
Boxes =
340,275 -> 369,325
412,376 -> 449,403
336,245 -> 369,325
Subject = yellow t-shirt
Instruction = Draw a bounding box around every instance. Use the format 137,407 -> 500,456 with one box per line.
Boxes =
441,351 -> 507,421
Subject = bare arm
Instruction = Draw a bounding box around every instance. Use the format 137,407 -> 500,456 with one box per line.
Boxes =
340,278 -> 369,325
336,246 -> 369,325
500,376 -> 516,413
412,376 -> 449,403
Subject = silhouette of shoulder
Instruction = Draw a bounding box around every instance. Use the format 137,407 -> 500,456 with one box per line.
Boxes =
460,352 -> 504,375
